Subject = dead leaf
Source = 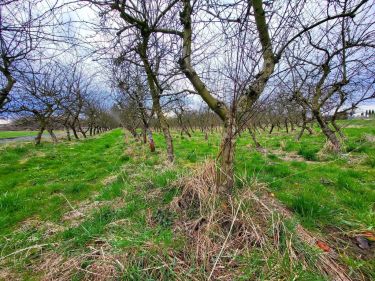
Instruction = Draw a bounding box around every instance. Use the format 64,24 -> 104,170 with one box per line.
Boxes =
360,231 -> 375,242
316,240 -> 331,252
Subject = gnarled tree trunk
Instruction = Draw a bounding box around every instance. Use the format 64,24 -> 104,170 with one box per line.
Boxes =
70,125 -> 79,139
65,126 -> 71,141
216,117 -> 236,193
48,129 -> 58,143
331,119 -> 345,139
248,128 -> 262,149
35,126 -> 45,145
139,38 -> 174,162
313,110 -> 341,151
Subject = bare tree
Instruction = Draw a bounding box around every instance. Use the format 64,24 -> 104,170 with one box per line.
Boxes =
111,60 -> 156,152
86,0 -> 184,162
83,0 -> 370,191
0,0 -> 59,109
8,61 -> 66,144
280,1 -> 375,150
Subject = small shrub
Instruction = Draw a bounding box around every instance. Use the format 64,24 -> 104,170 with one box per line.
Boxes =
298,146 -> 317,161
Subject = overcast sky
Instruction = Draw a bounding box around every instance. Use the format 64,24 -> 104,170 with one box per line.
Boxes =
1,0 -> 374,122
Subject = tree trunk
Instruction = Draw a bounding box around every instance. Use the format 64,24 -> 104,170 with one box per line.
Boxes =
331,119 -> 345,139
182,126 -> 191,138
285,119 -> 289,133
138,35 -> 174,162
78,124 -> 86,138
146,128 -> 156,152
216,117 -> 236,193
296,126 -> 305,141
150,94 -> 173,161
35,126 -> 45,145
162,123 -> 174,162
142,128 -> 147,144
290,121 -> 295,131
188,121 -> 195,133
277,122 -> 281,131
269,124 -> 274,134
71,126 -> 79,139
65,126 -> 71,141
248,128 -> 262,149
48,129 -> 58,143
313,110 -> 341,151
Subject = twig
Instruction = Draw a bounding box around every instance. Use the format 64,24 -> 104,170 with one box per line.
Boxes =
208,199 -> 242,281
60,193 -> 90,234
0,243 -> 50,261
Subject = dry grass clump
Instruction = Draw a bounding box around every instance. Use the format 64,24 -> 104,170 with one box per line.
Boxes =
0,268 -> 19,281
170,160 -> 353,280
317,141 -> 341,159
364,134 -> 375,143
170,161 -> 272,279
62,200 -> 108,226
35,243 -> 120,281
101,174 -> 118,186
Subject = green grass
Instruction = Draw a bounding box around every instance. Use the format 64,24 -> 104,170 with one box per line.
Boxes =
0,129 -> 126,235
0,119 -> 374,280
0,130 -> 39,139
0,130 -> 67,139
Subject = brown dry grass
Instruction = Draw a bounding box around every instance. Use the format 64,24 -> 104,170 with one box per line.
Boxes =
61,200 -> 103,226
34,243 -> 120,281
364,134 -> 375,143
169,160 -> 353,281
318,140 -> 341,157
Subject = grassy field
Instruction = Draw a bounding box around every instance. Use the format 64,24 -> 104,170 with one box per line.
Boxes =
0,119 -> 374,280
0,130 -> 67,140
0,131 -> 38,139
